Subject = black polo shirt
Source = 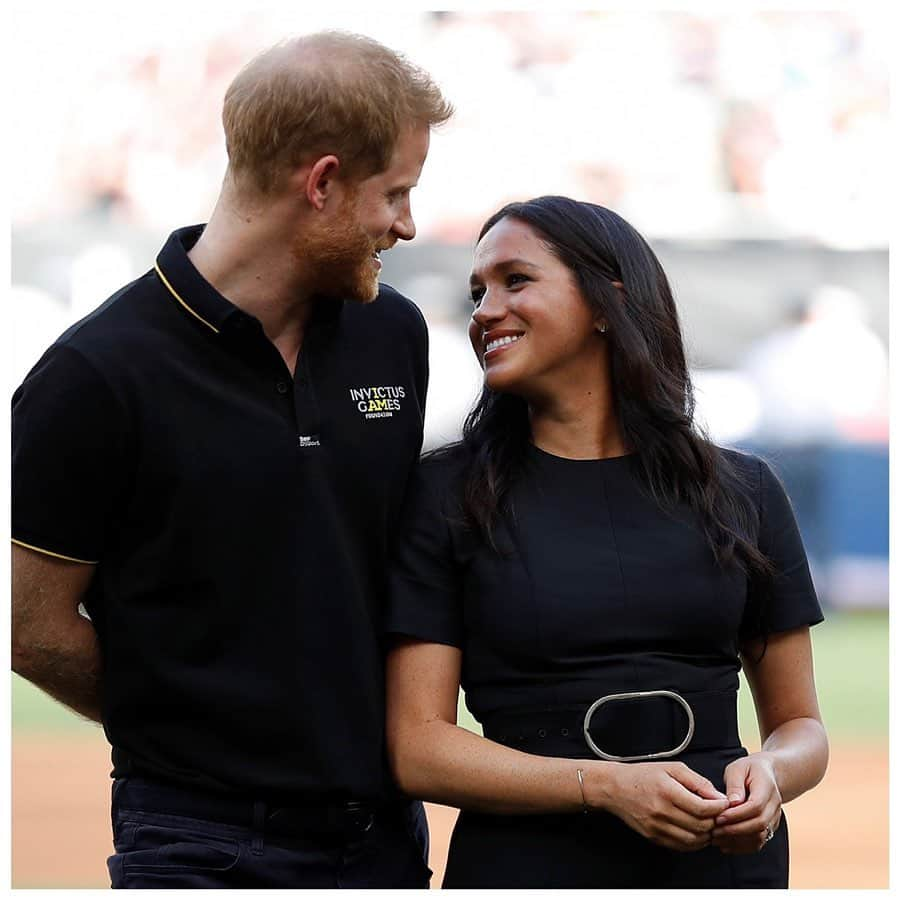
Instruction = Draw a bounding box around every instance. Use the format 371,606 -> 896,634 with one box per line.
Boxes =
12,225 -> 429,803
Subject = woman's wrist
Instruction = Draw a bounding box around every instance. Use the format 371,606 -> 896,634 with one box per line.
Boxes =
750,750 -> 781,793
577,760 -> 620,812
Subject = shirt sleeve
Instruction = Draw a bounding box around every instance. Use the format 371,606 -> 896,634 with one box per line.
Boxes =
740,457 -> 824,640
417,309 -> 429,421
12,344 -> 131,563
386,461 -> 464,648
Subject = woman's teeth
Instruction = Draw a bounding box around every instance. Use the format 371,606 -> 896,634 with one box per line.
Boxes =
486,335 -> 521,353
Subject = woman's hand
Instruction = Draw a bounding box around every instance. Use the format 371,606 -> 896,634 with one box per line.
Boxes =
589,760 -> 730,852
710,752 -> 783,854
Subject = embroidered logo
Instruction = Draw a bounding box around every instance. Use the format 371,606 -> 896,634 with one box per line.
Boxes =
349,385 -> 406,420
298,434 -> 322,448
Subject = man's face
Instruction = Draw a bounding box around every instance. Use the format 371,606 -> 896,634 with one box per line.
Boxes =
303,125 -> 430,303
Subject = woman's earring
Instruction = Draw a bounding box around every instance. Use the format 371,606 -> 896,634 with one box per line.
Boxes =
598,322 -> 608,334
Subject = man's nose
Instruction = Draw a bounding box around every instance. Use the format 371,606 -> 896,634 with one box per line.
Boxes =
393,206 -> 416,242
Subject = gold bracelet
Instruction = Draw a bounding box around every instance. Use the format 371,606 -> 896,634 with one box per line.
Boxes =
576,768 -> 589,814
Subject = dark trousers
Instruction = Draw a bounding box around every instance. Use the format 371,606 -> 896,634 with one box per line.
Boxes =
107,777 -> 431,889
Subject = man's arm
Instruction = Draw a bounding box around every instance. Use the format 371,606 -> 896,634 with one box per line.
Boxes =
11,542 -> 103,722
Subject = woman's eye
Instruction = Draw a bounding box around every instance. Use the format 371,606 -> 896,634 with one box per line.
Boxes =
507,273 -> 529,288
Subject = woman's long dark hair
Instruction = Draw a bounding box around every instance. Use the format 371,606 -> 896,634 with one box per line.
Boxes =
455,196 -> 774,598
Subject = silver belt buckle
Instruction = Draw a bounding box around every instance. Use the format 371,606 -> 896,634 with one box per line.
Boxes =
582,690 -> 695,762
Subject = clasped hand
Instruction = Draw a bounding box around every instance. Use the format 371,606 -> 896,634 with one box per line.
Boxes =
602,754 -> 781,854
601,760 -> 729,852
710,752 -> 782,855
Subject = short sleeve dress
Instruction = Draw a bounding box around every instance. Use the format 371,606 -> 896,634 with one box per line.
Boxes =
386,443 -> 823,889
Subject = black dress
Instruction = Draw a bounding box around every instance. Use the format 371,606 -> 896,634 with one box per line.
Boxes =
386,444 -> 823,888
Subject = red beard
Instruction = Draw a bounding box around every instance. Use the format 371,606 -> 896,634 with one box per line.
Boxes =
293,202 -> 380,303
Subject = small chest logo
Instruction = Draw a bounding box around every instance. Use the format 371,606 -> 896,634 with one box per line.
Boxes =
350,385 -> 406,420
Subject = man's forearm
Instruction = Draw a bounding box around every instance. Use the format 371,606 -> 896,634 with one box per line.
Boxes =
12,616 -> 103,722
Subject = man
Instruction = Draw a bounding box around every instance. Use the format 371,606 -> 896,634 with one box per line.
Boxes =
12,31 -> 452,888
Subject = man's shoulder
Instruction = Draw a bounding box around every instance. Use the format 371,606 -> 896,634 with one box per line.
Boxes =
52,271 -> 161,356
375,281 -> 423,314
16,272 -> 162,390
352,282 -> 428,334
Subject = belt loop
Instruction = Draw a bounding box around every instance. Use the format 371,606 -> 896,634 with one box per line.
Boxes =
251,800 -> 266,855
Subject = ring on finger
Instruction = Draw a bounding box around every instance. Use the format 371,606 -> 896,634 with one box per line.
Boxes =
763,823 -> 775,844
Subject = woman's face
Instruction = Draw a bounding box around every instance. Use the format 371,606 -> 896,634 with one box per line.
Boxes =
468,217 -> 605,401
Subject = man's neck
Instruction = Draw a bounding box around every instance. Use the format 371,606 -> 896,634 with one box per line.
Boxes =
188,191 -> 316,370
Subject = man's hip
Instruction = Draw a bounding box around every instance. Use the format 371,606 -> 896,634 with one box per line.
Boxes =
107,776 -> 431,889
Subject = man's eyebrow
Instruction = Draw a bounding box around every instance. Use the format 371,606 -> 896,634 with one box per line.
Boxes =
469,258 -> 542,282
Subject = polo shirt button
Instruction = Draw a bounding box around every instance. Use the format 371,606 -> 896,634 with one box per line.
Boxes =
276,381 -> 289,394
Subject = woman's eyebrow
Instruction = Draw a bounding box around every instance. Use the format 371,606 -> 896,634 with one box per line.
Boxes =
470,258 -> 542,283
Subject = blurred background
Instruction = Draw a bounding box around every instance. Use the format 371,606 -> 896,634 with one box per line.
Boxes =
10,5 -> 888,889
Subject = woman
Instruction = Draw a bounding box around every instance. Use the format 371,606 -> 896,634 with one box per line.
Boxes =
385,197 -> 828,888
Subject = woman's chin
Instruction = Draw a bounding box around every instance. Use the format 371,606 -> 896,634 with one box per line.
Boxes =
484,371 -> 517,394
484,372 -> 535,401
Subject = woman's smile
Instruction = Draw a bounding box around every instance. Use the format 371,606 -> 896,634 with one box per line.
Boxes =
484,332 -> 524,360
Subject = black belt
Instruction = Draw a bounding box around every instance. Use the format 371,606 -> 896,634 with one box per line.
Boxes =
112,776 -> 397,839
481,689 -> 740,761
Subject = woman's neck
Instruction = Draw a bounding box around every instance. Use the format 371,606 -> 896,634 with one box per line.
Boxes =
528,389 -> 628,460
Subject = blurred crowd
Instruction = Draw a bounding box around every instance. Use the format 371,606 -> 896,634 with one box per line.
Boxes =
12,10 -> 889,246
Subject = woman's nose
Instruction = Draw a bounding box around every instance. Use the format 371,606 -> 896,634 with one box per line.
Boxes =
472,291 -> 505,326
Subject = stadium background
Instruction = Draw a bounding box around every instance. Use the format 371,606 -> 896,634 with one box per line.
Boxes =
9,6 -> 889,888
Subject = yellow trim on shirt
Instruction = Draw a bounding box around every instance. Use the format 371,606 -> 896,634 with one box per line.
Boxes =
154,263 -> 220,334
11,538 -> 98,565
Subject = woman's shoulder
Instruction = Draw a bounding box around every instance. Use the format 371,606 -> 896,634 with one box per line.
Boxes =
717,445 -> 762,473
419,441 -> 470,474
412,442 -> 471,498
715,445 -> 783,498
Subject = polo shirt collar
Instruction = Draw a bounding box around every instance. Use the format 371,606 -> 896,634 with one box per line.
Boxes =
155,225 -> 242,335
155,225 -> 345,336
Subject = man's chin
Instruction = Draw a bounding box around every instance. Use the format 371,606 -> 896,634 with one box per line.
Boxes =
349,278 -> 380,304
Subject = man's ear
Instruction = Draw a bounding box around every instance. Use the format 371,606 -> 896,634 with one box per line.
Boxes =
303,155 -> 341,210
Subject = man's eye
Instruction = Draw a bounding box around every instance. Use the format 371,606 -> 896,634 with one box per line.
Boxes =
470,287 -> 485,305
